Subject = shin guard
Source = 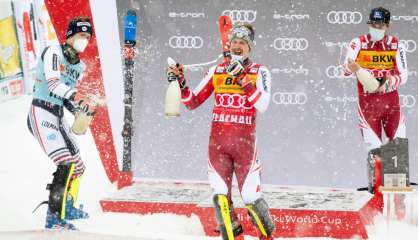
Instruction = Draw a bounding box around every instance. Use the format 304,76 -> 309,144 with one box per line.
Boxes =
65,174 -> 89,220
47,163 -> 75,220
68,175 -> 81,207
246,198 -> 275,237
213,194 -> 235,240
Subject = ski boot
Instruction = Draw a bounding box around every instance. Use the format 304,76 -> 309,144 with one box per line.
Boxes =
45,209 -> 77,230
65,194 -> 89,220
213,194 -> 243,240
257,231 -> 274,240
246,198 -> 275,240
214,213 -> 243,237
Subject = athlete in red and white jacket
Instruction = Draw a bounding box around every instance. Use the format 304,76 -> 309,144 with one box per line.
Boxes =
343,7 -> 408,193
181,58 -> 270,125
344,8 -> 408,151
167,24 -> 274,239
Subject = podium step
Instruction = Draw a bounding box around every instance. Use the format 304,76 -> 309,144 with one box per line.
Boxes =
100,180 -> 382,239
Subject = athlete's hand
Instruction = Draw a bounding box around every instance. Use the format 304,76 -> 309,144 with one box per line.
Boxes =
226,59 -> 245,77
167,63 -> 184,78
167,63 -> 186,89
376,76 -> 396,93
71,92 -> 97,114
347,58 -> 360,73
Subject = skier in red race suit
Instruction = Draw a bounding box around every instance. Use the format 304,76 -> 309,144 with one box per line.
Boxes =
167,24 -> 275,239
343,7 -> 408,201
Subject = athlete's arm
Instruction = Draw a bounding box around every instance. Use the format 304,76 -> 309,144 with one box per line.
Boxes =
243,66 -> 271,113
181,65 -> 216,110
43,46 -> 75,99
342,38 -> 361,76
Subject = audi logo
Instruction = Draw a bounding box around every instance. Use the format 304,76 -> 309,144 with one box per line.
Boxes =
215,94 -> 252,109
399,40 -> 417,53
327,11 -> 362,24
367,69 -> 396,78
273,38 -> 309,51
400,95 -> 416,108
272,92 -> 308,105
168,36 -> 204,49
222,10 -> 257,23
325,65 -> 353,79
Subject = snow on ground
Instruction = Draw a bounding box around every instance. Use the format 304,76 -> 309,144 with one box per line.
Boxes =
1,95 -> 418,239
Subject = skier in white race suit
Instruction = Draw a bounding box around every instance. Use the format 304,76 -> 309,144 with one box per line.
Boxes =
27,17 -> 97,230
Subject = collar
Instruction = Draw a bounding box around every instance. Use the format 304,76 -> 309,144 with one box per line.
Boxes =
243,58 -> 252,68
61,43 -> 80,64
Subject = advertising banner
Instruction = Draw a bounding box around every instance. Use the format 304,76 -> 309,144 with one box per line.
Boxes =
0,1 -> 24,101
12,0 -> 40,93
116,0 -> 418,188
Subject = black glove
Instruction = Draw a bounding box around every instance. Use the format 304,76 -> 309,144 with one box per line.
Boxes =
63,99 -> 77,114
167,63 -> 186,89
376,76 -> 386,86
226,59 -> 245,77
167,72 -> 178,82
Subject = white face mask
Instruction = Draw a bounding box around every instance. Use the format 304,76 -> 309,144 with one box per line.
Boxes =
230,54 -> 244,62
73,38 -> 89,52
369,27 -> 385,42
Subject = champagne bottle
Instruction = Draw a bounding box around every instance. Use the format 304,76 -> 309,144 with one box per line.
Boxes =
164,57 -> 181,117
72,110 -> 93,135
356,68 -> 380,93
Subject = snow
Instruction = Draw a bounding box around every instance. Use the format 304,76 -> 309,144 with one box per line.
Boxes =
1,95 -> 418,239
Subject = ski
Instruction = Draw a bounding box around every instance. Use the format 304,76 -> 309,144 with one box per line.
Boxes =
218,15 -> 247,84
218,15 -> 233,62
121,9 -> 137,172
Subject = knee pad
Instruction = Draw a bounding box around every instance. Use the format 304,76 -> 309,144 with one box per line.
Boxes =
246,198 -> 275,237
46,163 -> 75,219
213,194 -> 236,240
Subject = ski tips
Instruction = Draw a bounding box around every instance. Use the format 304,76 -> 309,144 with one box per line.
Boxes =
124,9 -> 137,45
167,57 -> 176,66
218,15 -> 233,26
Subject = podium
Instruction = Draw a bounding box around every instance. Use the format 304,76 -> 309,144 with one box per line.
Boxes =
100,180 -> 384,239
